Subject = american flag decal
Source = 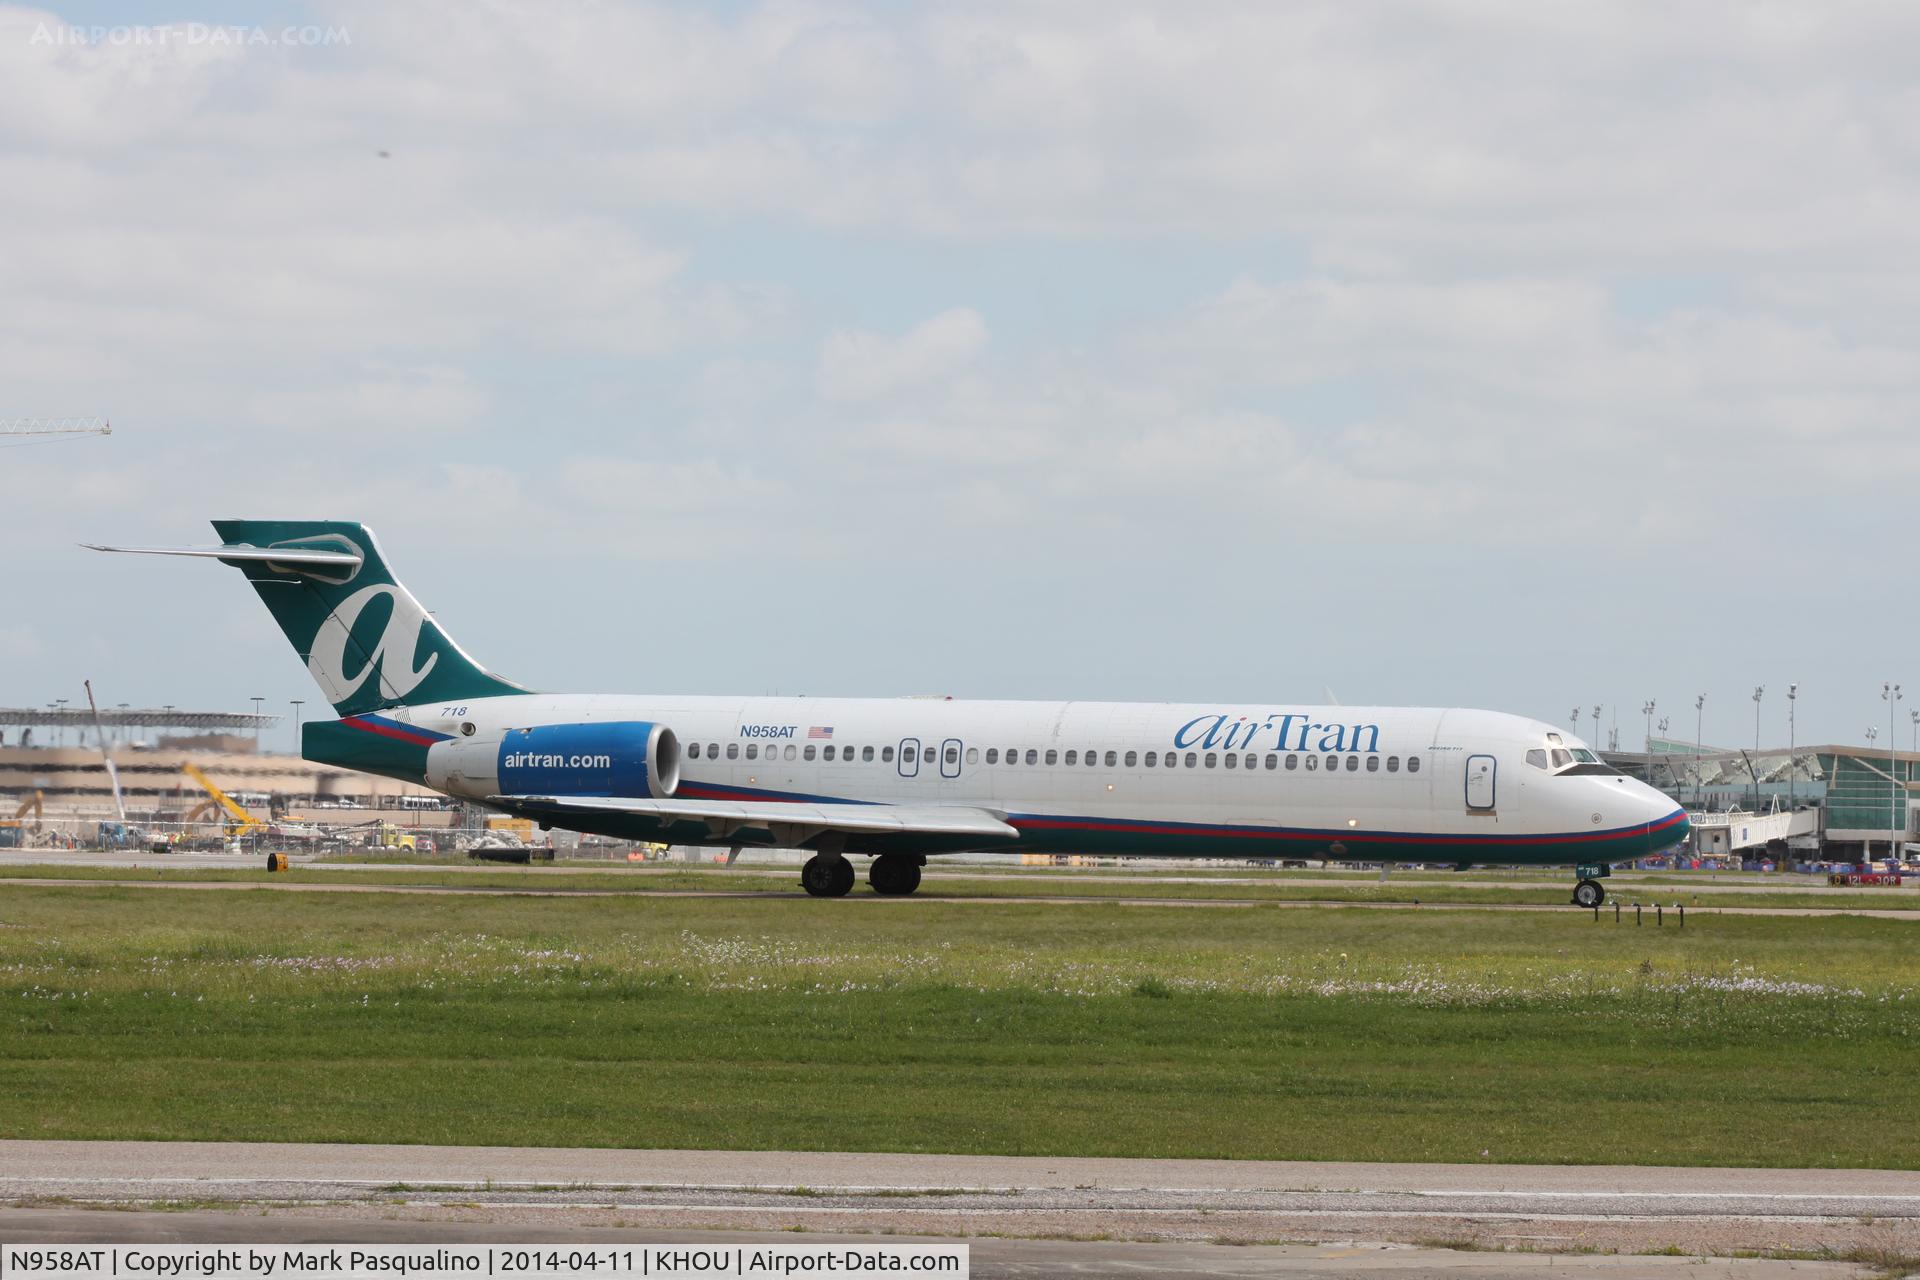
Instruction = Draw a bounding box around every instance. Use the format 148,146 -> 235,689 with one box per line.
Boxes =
808,726 -> 834,739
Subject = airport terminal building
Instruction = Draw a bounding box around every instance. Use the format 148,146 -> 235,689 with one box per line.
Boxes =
1610,737 -> 1918,862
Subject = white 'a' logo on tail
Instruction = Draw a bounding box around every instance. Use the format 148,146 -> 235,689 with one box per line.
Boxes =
307,583 -> 440,704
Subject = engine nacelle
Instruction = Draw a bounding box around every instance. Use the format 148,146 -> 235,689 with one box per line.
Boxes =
426,721 -> 680,801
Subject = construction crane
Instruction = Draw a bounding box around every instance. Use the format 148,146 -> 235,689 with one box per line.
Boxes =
0,417 -> 111,445
181,763 -> 266,837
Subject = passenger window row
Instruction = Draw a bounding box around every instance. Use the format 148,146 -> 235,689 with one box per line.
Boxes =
680,740 -> 1422,774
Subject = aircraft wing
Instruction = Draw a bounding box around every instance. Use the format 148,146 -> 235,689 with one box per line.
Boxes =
493,794 -> 1019,843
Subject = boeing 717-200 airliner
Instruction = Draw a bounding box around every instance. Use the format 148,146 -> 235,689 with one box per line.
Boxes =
92,521 -> 1688,906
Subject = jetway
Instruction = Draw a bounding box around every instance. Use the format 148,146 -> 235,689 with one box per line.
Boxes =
1687,805 -> 1819,856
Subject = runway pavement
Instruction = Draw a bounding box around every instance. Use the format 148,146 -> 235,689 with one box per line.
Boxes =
0,1141 -> 1912,1275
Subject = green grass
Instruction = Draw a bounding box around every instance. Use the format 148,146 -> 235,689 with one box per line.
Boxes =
0,884 -> 1915,1166
0,860 -> 1912,912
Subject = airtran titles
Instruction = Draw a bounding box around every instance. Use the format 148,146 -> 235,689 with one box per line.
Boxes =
1173,712 -> 1382,754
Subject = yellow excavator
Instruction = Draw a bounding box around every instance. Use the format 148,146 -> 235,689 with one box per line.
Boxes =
181,764 -> 266,837
0,791 -> 44,849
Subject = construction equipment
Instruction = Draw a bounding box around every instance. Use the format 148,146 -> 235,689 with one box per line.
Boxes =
0,417 -> 111,444
84,680 -> 128,824
181,763 -> 266,837
0,791 -> 45,849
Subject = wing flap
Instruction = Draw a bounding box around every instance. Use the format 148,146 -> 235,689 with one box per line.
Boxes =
494,794 -> 1018,841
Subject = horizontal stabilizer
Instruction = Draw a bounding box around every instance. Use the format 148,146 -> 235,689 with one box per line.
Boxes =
496,794 -> 1020,841
83,542 -> 364,569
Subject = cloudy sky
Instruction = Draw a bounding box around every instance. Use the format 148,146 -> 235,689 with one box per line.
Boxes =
3,0 -> 1917,751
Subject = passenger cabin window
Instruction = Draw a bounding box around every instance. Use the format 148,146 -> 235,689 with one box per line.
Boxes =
882,745 -> 895,762
1105,750 -> 1118,766
1064,750 -> 1078,766
1407,756 -> 1421,773
1286,754 -> 1298,770
986,748 -> 999,764
823,745 -> 835,760
1027,749 -> 1039,765
1085,751 -> 1097,767
945,746 -> 959,765
1045,749 -> 1058,765
863,745 -> 875,762
1305,755 -> 1318,770
1324,754 -> 1338,772
1183,752 -> 1197,768
965,747 -> 978,765
1143,751 -> 1156,767
727,743 -> 739,760
1204,752 -> 1217,768
1366,755 -> 1379,772
803,745 -> 816,760
784,744 -> 796,760
746,743 -> 759,760
1245,753 -> 1257,770
1386,755 -> 1398,771
1526,749 -> 1548,769
1224,752 -> 1237,769
1124,750 -> 1137,767
1346,755 -> 1359,771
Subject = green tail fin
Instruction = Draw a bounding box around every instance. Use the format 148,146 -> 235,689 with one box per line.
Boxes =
209,520 -> 528,716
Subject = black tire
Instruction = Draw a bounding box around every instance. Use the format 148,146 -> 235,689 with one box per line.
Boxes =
869,855 -> 923,896
802,854 -> 854,898
1572,878 -> 1605,909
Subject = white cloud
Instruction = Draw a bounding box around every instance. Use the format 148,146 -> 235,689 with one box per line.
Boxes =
818,308 -> 987,402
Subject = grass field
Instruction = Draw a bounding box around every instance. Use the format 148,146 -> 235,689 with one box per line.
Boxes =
1,876 -> 1916,1167
0,859 -> 1913,912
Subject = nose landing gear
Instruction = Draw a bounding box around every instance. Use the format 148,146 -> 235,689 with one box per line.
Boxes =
1571,862 -> 1610,909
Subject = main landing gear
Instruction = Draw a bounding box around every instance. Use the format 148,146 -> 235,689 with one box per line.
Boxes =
868,854 -> 923,896
799,852 -> 925,897
1571,863 -> 1611,909
801,853 -> 854,898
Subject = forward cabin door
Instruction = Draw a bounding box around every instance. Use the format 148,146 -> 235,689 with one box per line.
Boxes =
1465,754 -> 1497,811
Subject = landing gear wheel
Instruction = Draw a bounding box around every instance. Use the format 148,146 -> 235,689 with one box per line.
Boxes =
868,855 -> 923,896
1572,878 -> 1605,909
801,854 -> 854,898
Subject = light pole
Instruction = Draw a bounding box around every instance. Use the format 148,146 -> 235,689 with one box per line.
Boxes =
1642,700 -> 1656,754
1695,694 -> 1706,809
290,699 -> 305,756
1867,725 -> 1880,862
1593,705 -> 1603,750
1911,707 -> 1918,754
250,696 -> 265,749
1786,683 -> 1798,811
1570,707 -> 1580,737
1751,686 -> 1764,811
1884,683 -> 1904,861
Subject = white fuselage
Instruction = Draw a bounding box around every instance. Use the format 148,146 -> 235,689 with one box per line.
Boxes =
404,694 -> 1688,866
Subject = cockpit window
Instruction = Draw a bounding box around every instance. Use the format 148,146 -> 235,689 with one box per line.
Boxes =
1525,748 -> 1548,770
1546,733 -> 1562,745
1571,748 -> 1599,763
1550,748 -> 1572,768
